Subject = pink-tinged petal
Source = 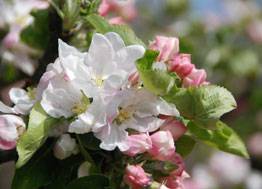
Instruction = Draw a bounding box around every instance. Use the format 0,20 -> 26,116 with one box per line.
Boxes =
108,17 -> 124,25
35,71 -> 56,100
123,133 -> 152,156
98,0 -> 110,16
124,165 -> 150,188
169,54 -> 194,78
182,68 -> 207,88
151,36 -> 179,61
159,170 -> 190,189
0,115 -> 25,150
169,153 -> 185,176
148,130 -> 175,161
128,71 -> 139,86
3,26 -> 21,49
160,117 -> 187,141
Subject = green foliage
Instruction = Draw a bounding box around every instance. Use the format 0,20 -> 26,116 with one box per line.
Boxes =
66,175 -> 109,189
188,121 -> 249,158
20,8 -> 50,50
76,135 -> 95,165
63,0 -> 80,31
86,14 -> 145,47
77,133 -> 100,150
189,85 -> 237,129
175,134 -> 196,158
16,102 -> 60,168
79,0 -> 102,15
12,140 -> 84,189
136,49 -> 175,95
162,87 -> 195,119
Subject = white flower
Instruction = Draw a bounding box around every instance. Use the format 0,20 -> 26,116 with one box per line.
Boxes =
41,32 -> 145,127
74,88 -> 179,151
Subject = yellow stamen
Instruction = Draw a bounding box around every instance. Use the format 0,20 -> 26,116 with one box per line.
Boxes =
27,87 -> 36,100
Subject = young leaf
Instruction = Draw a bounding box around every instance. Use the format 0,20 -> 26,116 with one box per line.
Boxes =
20,8 -> 50,50
188,121 -> 249,158
175,134 -> 196,158
86,14 -> 145,47
16,102 -> 60,168
65,175 -> 109,189
162,87 -> 195,119
136,49 -> 175,95
189,85 -> 237,129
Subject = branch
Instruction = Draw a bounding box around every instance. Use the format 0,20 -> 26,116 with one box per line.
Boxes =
0,149 -> 17,164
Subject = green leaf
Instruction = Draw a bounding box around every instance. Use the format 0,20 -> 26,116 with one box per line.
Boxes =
77,133 -> 100,150
76,135 -> 95,165
20,8 -> 50,50
86,14 -> 145,47
162,87 -> 195,119
188,121 -> 249,158
66,175 -> 109,189
12,140 -> 56,189
175,134 -> 196,158
136,49 -> 175,95
189,85 -> 237,129
16,102 -> 60,168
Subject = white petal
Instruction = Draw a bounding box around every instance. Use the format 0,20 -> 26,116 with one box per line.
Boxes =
0,101 -> 16,114
9,88 -> 31,105
125,116 -> 165,133
157,97 -> 180,116
104,32 -> 125,52
103,71 -> 128,94
115,45 -> 145,73
84,33 -> 116,76
99,124 -> 129,151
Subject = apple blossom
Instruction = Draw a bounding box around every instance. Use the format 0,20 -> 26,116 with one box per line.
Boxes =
148,130 -> 176,161
123,133 -> 152,156
169,153 -> 185,177
160,117 -> 187,141
0,114 -> 26,150
53,134 -> 79,160
88,88 -> 179,151
124,164 -> 150,188
41,32 -> 145,120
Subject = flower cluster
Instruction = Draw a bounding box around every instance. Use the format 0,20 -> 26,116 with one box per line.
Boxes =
0,32 -> 193,188
150,36 -> 209,88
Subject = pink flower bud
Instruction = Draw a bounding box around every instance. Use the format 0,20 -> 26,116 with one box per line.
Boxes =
148,131 -> 175,161
53,134 -> 79,160
182,68 -> 207,88
169,153 -> 185,176
169,54 -> 194,78
123,133 -> 152,156
128,71 -> 139,86
0,115 -> 25,150
108,17 -> 124,25
98,0 -> 110,16
160,117 -> 187,141
151,36 -> 179,61
159,171 -> 190,189
124,165 -> 150,188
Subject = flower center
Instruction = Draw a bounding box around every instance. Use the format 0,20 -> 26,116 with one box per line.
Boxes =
71,98 -> 90,115
114,106 -> 134,125
27,87 -> 36,100
91,71 -> 105,88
